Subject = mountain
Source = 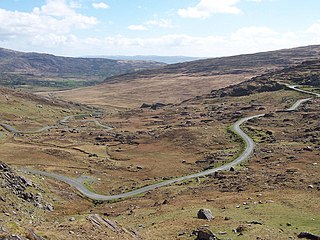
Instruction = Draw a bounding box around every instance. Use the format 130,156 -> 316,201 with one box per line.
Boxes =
0,48 -> 166,89
54,45 -> 320,108
86,55 -> 204,64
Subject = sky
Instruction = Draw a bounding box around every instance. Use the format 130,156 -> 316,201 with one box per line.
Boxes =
0,0 -> 319,57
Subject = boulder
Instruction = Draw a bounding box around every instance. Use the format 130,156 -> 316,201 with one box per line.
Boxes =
150,102 -> 166,110
194,228 -> 218,240
197,209 -> 214,220
140,103 -> 151,108
298,232 -> 320,240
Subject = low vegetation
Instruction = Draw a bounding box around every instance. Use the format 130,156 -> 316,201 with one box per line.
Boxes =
0,46 -> 319,239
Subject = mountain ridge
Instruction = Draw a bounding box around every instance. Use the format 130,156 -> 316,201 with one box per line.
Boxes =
0,47 -> 166,89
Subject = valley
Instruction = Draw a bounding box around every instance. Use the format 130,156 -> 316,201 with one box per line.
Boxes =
0,46 -> 320,240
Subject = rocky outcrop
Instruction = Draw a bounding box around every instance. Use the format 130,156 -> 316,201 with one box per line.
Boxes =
211,78 -> 284,97
140,102 -> 167,110
266,59 -> 320,87
0,162 -> 51,210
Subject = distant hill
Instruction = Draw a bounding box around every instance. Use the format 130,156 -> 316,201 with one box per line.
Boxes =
55,45 -> 320,108
0,48 -> 166,89
102,45 -> 320,84
86,55 -> 204,64
210,58 -> 320,99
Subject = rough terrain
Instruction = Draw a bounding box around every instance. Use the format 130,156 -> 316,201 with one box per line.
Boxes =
0,46 -> 319,239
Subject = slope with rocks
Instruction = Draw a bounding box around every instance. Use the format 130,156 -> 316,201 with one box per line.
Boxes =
254,59 -> 320,87
0,162 -> 54,239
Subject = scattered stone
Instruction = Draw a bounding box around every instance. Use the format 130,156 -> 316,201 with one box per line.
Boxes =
27,229 -> 46,240
140,103 -> 151,108
233,225 -> 247,234
89,153 -> 98,157
69,217 -> 76,221
162,199 -> 169,205
308,185 -> 314,189
46,204 -> 54,211
193,227 -> 218,240
141,102 -> 166,110
247,220 -> 263,225
150,102 -> 166,110
138,224 -> 145,228
7,235 -> 24,240
197,209 -> 214,220
297,232 -> 320,239
303,146 -> 313,152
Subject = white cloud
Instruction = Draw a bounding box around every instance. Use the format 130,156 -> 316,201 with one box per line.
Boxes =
0,0 -> 97,40
231,26 -> 277,40
92,2 -> 109,9
128,25 -> 148,31
41,23 -> 320,57
128,17 -> 175,31
178,0 -> 241,19
306,21 -> 320,35
35,0 -> 75,17
145,18 -> 175,28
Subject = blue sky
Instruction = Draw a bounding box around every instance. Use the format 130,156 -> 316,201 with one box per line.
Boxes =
0,0 -> 319,57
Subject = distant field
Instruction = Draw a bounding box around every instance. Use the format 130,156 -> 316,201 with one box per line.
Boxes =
50,74 -> 252,108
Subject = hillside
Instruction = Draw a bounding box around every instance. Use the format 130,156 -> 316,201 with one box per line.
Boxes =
0,48 -> 165,89
255,59 -> 320,87
53,45 -> 320,108
103,44 -> 320,83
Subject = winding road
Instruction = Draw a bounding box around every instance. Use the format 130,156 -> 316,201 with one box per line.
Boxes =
2,84 -> 319,201
0,111 -> 112,136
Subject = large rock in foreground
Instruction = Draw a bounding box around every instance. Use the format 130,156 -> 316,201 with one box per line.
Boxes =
197,209 -> 214,220
298,232 -> 320,240
194,227 -> 218,240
